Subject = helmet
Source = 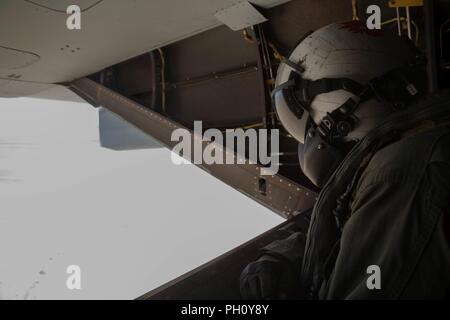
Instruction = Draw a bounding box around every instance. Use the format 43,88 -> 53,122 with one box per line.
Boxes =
273,21 -> 425,187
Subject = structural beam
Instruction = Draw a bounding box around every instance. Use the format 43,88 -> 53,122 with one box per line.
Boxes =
69,78 -> 317,218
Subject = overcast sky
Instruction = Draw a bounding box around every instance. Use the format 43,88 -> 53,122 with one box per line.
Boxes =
0,88 -> 282,300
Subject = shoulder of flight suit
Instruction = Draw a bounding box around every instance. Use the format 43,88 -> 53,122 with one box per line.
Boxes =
322,127 -> 450,299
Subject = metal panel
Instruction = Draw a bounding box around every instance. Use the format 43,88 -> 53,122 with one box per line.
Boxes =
167,68 -> 262,128
165,25 -> 261,81
0,46 -> 40,70
0,0 -> 290,90
98,107 -> 162,151
388,0 -> 424,8
215,1 -> 268,31
263,0 -> 352,53
164,25 -> 266,128
69,78 -> 317,218
23,0 -> 104,12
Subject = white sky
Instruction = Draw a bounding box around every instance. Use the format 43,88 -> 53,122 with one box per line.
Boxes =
0,88 -> 282,300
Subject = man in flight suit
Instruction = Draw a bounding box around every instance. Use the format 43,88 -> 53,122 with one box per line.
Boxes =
240,22 -> 450,300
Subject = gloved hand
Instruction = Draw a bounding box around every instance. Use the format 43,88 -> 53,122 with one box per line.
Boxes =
240,256 -> 295,300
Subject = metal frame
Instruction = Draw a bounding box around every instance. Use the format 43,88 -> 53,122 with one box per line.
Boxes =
69,78 -> 317,219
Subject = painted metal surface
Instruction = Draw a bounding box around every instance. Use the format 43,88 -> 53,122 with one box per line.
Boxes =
0,0 -> 290,97
69,77 -> 317,218
215,1 -> 268,31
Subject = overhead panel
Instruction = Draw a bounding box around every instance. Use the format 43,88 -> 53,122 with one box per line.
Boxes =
0,79 -> 54,97
215,1 -> 268,31
0,0 -> 290,97
0,46 -> 40,70
23,0 -> 103,12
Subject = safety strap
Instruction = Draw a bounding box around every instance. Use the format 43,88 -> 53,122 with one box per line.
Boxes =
316,61 -> 424,142
273,56 -> 425,143
272,74 -> 364,121
299,77 -> 364,104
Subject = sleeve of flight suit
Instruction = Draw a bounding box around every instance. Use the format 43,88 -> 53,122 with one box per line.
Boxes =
240,222 -> 308,299
258,227 -> 308,297
259,231 -> 306,268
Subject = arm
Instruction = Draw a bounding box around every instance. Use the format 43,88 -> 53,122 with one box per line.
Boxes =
240,225 -> 307,300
